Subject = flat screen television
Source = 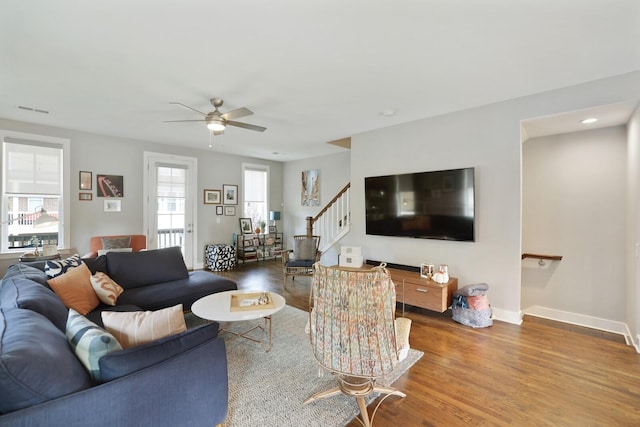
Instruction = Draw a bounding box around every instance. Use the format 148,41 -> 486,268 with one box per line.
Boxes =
365,167 -> 475,241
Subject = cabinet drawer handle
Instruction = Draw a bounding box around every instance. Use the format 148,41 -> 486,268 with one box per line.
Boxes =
416,288 -> 428,293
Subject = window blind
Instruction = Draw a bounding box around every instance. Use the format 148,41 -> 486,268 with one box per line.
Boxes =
4,139 -> 62,195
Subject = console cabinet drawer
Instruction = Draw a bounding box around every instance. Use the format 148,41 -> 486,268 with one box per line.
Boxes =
389,269 -> 458,313
397,281 -> 444,312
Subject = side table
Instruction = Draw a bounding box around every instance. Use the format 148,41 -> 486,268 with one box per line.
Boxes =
204,244 -> 236,271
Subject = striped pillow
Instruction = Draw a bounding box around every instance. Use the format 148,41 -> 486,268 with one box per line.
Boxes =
66,309 -> 122,382
101,304 -> 186,349
90,272 -> 124,306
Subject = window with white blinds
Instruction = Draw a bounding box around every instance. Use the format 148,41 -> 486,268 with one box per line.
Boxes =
4,140 -> 62,195
242,164 -> 269,231
1,132 -> 69,253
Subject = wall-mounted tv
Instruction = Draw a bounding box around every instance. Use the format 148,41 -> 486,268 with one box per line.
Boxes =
365,167 -> 475,242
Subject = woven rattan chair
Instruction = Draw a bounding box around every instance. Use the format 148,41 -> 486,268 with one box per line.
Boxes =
282,235 -> 321,288
304,263 -> 406,427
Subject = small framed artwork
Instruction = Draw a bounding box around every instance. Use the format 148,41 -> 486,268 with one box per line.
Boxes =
79,192 -> 92,201
79,171 -> 92,190
97,174 -> 124,197
204,189 -> 221,204
104,199 -> 121,212
216,206 -> 224,215
253,237 -> 260,246
225,206 -> 236,216
268,225 -> 277,233
239,217 -> 253,233
223,184 -> 238,205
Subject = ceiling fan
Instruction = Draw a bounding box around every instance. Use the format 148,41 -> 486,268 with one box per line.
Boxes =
164,98 -> 266,134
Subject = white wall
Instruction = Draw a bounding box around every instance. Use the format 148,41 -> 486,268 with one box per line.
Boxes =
627,105 -> 640,349
522,126 -> 627,322
282,150 -> 350,262
288,70 -> 640,326
0,118 -> 283,271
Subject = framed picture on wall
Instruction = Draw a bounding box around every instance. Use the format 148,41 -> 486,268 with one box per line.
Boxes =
97,174 -> 123,197
223,184 -> 238,205
216,206 -> 223,215
204,189 -> 221,204
225,206 -> 236,216
79,171 -> 92,190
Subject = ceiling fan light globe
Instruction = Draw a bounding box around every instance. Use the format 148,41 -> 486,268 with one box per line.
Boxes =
207,121 -> 225,131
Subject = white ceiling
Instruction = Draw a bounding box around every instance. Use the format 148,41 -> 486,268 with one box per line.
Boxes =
1,0 -> 639,161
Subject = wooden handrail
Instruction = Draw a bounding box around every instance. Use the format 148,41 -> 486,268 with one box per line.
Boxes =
306,183 -> 351,236
521,253 -> 563,261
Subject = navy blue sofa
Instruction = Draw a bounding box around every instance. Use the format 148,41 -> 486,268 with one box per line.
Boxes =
0,247 -> 237,426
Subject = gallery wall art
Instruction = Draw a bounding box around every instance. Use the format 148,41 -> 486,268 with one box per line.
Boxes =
301,169 -> 320,206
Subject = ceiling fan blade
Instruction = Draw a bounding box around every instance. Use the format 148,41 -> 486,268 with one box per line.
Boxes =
163,119 -> 207,123
169,102 -> 207,116
226,120 -> 267,132
221,107 -> 253,120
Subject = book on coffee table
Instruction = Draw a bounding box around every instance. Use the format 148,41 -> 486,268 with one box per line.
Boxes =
230,292 -> 275,311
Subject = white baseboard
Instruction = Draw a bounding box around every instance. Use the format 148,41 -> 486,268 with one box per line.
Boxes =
524,305 -> 637,351
492,307 -> 523,325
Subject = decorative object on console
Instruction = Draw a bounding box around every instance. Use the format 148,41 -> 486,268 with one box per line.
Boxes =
239,218 -> 253,234
420,263 -> 434,279
432,264 -> 449,284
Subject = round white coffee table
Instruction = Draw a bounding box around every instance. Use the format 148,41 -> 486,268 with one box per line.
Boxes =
192,290 -> 286,352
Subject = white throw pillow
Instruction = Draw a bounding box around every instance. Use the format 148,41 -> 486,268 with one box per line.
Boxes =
101,304 -> 186,349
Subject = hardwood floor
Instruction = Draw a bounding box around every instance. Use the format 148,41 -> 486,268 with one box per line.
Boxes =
209,262 -> 640,426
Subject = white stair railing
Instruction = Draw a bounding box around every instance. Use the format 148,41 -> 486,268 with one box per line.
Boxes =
306,183 -> 350,253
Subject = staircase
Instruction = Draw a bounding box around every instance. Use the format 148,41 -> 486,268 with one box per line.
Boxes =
305,183 -> 350,253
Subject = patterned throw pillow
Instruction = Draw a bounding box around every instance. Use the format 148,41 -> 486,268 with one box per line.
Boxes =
102,304 -> 186,349
45,254 -> 82,278
48,263 -> 100,315
101,236 -> 131,250
90,272 -> 124,306
66,309 -> 122,382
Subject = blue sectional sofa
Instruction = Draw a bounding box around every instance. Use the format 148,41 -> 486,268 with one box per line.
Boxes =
0,246 -> 237,426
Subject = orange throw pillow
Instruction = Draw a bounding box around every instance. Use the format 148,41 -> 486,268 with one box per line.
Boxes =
48,263 -> 100,315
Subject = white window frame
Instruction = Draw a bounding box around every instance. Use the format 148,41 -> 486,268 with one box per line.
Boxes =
241,162 -> 270,230
1,129 -> 70,255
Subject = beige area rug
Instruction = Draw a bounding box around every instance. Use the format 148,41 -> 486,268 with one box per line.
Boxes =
186,305 -> 423,427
